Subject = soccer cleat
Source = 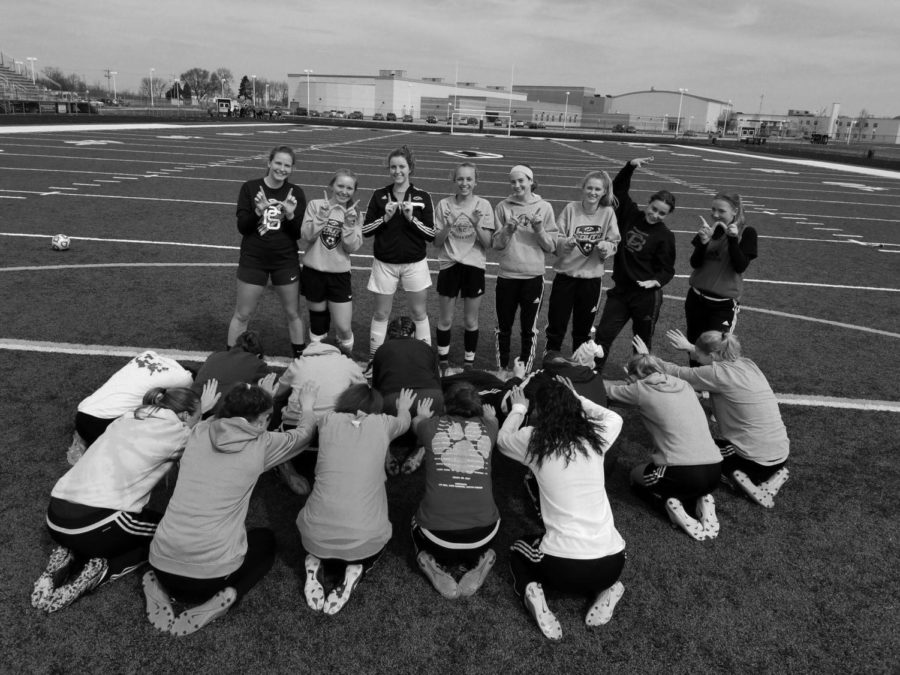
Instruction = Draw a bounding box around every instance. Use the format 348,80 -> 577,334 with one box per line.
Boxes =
142,570 -> 175,632
458,549 -> 496,597
46,557 -> 108,613
697,494 -> 720,538
759,467 -> 790,498
585,581 -> 625,627
323,564 -> 364,615
524,582 -> 562,640
304,555 -> 326,611
417,552 -> 459,600
31,546 -> 75,610
731,470 -> 775,508
171,587 -> 237,636
665,498 -> 708,541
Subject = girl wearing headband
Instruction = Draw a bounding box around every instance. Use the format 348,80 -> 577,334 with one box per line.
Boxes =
492,164 -> 557,374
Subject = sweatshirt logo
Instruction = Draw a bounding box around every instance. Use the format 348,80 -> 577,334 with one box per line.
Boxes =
320,219 -> 343,250
431,419 -> 492,475
574,224 -> 603,256
625,228 -> 649,253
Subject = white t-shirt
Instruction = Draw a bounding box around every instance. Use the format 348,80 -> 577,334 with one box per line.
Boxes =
77,351 -> 193,419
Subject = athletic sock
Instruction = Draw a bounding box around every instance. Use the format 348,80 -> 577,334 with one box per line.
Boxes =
291,343 -> 307,358
436,328 -> 451,359
464,329 -> 479,355
339,335 -> 355,353
370,318 -> 388,357
414,318 -> 432,345
309,309 -> 330,340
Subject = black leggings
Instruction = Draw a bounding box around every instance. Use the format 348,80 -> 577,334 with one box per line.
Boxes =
74,411 -> 115,447
545,274 -> 602,354
509,535 -> 625,597
152,528 -> 276,604
495,275 -> 545,370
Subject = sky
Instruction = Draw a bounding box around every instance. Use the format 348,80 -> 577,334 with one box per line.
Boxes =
3,0 -> 899,117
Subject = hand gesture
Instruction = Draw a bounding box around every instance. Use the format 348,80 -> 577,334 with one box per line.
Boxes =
482,403 -> 496,420
384,200 -> 399,220
258,372 -> 278,396
632,335 -> 650,355
471,208 -> 483,225
509,385 -> 529,411
344,200 -> 361,227
666,328 -> 694,352
401,200 -> 415,222
512,357 -> 527,379
318,191 -> 332,218
725,221 -> 739,238
416,397 -> 434,419
254,188 -> 269,214
636,279 -> 660,289
630,156 -> 654,168
554,375 -> 576,394
697,216 -> 713,244
200,379 -> 221,414
298,380 -> 320,411
530,211 -> 544,232
396,387 -> 417,412
283,188 -> 298,219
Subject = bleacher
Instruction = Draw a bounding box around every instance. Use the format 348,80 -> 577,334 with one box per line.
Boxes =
0,49 -> 50,100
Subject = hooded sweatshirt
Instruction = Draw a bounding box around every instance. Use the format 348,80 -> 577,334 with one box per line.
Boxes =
492,194 -> 557,279
149,411 -> 316,579
278,342 -> 366,425
300,199 -> 363,273
553,202 -> 620,278
605,373 -> 721,467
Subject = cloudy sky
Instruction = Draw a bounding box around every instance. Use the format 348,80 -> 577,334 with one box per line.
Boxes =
4,0 -> 899,116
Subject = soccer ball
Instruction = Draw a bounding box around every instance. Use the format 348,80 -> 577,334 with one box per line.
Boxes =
51,234 -> 71,251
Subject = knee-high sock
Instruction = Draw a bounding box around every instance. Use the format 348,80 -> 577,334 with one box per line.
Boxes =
369,318 -> 388,357
414,318 -> 432,345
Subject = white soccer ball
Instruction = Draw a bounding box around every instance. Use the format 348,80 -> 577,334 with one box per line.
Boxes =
51,234 -> 71,251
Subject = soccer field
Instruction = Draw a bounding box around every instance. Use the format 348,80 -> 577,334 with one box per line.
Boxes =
2,122 -> 898,673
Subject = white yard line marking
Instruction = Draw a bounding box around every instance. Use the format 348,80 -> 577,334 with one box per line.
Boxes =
2,337 -> 895,411
71,183 -> 99,187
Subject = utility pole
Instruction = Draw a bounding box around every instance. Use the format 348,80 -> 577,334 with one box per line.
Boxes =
104,69 -> 114,97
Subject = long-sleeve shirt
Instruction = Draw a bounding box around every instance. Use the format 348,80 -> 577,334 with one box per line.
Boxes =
300,199 -> 363,273
610,163 -> 676,289
497,397 -> 625,559
660,358 -> 789,465
553,202 -> 620,278
689,226 -> 758,299
235,178 -> 306,270
492,194 -> 557,279
362,184 -> 435,264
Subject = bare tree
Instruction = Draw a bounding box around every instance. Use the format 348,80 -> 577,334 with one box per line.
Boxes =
180,67 -> 212,102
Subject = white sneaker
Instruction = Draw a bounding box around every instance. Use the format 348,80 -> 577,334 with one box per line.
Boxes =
304,555 -> 326,611
585,581 -> 625,626
171,587 -> 237,636
665,498 -> 708,541
417,552 -> 459,600
323,564 -> 364,615
759,467 -> 790,498
458,549 -> 496,597
697,494 -> 720,538
524,582 -> 562,640
732,470 -> 775,508
142,570 -> 175,632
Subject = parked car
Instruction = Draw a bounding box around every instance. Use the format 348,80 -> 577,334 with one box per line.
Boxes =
348,110 -> 364,120
625,126 -> 637,133
294,106 -> 308,116
527,121 -> 546,129
514,120 -> 525,128
494,118 -> 508,127
810,133 -> 829,145
402,114 -> 414,122
386,112 -> 397,121
373,113 -> 385,121
309,110 -> 321,117
327,110 -> 345,118
612,124 -> 626,132
426,115 -> 438,124
466,117 -> 479,126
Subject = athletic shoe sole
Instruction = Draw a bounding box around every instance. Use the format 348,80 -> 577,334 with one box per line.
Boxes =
324,564 -> 364,615
304,555 -> 326,611
171,587 -> 237,636
524,582 -> 562,640
458,549 -> 496,597
665,498 -> 708,541
417,552 -> 459,600
732,470 -> 775,508
697,494 -> 720,538
585,581 -> 625,626
46,557 -> 108,613
142,570 -> 175,632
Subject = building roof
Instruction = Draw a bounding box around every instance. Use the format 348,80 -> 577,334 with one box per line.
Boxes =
612,89 -> 729,105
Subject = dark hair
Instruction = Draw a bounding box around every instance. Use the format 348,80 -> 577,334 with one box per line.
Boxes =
234,330 -> 264,357
452,162 -> 478,182
334,383 -> 383,414
137,387 -> 201,419
387,145 -> 415,174
443,381 -> 483,417
268,145 -> 296,165
526,380 -> 605,468
542,351 -> 577,368
387,316 -> 416,339
217,383 -> 273,421
648,190 -> 676,213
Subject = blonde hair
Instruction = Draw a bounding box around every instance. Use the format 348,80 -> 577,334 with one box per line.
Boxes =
712,192 -> 745,229
581,171 -> 619,208
625,354 -> 666,379
695,331 -> 743,361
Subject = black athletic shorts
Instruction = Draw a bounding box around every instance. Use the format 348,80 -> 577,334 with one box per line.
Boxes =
237,264 -> 300,287
301,266 -> 352,303
436,263 -> 485,299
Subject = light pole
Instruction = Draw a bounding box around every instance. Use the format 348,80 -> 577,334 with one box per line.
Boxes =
150,68 -> 155,106
221,77 -> 228,97
846,120 -> 855,144
303,69 -> 312,116
26,57 -> 37,84
689,115 -> 694,133
14,60 -> 23,75
563,91 -> 570,129
251,75 -> 256,107
110,71 -> 117,102
675,88 -> 687,137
